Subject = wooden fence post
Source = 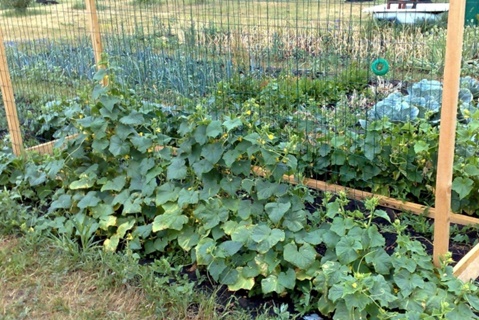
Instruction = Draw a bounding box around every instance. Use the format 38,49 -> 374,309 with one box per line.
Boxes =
433,0 -> 466,267
0,26 -> 24,156
85,0 -> 108,85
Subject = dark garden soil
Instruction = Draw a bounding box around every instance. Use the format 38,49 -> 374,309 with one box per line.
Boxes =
150,195 -> 479,320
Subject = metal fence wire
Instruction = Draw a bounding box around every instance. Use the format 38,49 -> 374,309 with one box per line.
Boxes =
0,1 -> 477,177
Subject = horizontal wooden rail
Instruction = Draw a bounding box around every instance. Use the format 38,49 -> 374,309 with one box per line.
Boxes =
25,134 -> 78,155
454,242 -> 479,281
252,166 -> 479,226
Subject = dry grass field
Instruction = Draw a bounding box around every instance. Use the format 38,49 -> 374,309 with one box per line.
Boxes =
0,0 -> 457,80
0,234 -> 262,320
0,0 -> 373,41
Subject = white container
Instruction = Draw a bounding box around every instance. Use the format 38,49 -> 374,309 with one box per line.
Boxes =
363,3 -> 450,24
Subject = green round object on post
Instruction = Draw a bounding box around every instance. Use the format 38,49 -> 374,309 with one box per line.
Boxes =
371,58 -> 389,76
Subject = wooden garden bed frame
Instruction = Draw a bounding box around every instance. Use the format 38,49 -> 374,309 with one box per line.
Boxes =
1,0 -> 478,281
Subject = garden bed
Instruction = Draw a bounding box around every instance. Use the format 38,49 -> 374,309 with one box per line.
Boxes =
144,194 -> 479,320
2,69 -> 479,318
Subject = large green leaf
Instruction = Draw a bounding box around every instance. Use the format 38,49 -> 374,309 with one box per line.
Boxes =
218,241 -> 243,257
193,125 -> 207,145
99,215 -> 117,230
192,159 -> 214,176
196,238 -> 215,265
101,175 -> 127,192
134,224 -> 152,239
156,183 -> 180,205
318,144 -> 331,157
167,158 -> 187,180
250,224 -> 272,243
120,111 -> 144,126
278,268 -> 296,290
331,136 -> 346,148
229,223 -> 252,241
261,149 -> 278,166
303,229 -> 323,245
343,291 -> 370,312
393,269 -> 425,297
99,104 -> 120,120
228,268 -> 255,291
366,225 -> 385,248
25,166 -> 46,186
194,201 -> 229,230
464,164 -> 479,177
256,179 -> 277,200
201,142 -> 223,165
122,193 -> 143,214
92,138 -> 109,151
90,203 -> 114,218
251,226 -> 284,253
49,194 -> 72,211
104,234 -> 120,252
414,140 -> 429,153
265,202 -> 291,224
139,157 -> 156,175
237,200 -> 253,220
44,159 -> 65,178
331,150 -> 347,165
111,190 -> 129,208
260,268 -> 296,294
222,149 -> 242,167
230,159 -> 251,176
116,219 -> 135,238
254,250 -> 280,276
109,135 -> 130,156
208,259 -> 227,282
178,188 -> 199,208
261,275 -> 282,294
152,203 -> 188,232
465,294 -> 479,311
336,236 -> 362,264
115,124 -> 136,140
177,225 -> 200,251
200,171 -> 222,199
223,117 -> 243,132
206,120 -> 223,138
130,135 -> 153,153
152,213 -> 188,232
282,209 -> 306,232
220,176 -> 242,197
452,177 -> 474,199
283,243 -> 316,269
77,191 -> 101,209
220,268 -> 239,285
365,249 -> 392,275
69,177 -> 95,190
99,95 -> 120,111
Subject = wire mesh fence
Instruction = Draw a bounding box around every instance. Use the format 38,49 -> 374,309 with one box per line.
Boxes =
0,0 -> 477,202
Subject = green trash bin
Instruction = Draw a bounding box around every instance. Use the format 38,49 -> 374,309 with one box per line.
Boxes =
465,0 -> 479,26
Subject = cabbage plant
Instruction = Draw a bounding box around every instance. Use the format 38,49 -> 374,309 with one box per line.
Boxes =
360,78 -> 479,127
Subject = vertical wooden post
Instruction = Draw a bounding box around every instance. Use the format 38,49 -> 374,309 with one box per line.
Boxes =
0,26 -> 24,156
433,0 -> 466,267
85,0 -> 108,85
85,0 -> 103,67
